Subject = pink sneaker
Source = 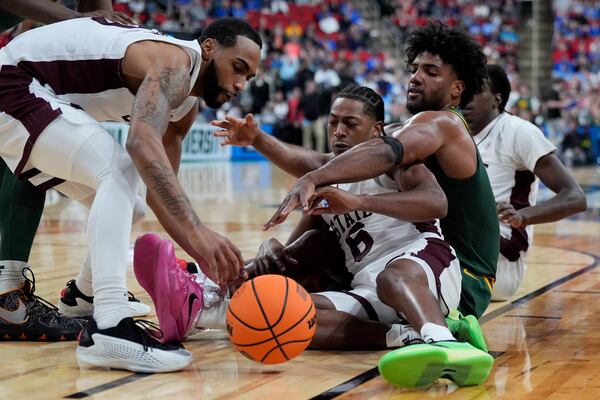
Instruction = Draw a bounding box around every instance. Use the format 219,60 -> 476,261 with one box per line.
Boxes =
133,233 -> 203,343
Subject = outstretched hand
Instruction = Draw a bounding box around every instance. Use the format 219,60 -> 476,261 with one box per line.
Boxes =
263,176 -> 317,230
212,114 -> 260,147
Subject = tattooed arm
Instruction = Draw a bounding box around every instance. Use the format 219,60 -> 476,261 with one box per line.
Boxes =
123,41 -> 243,284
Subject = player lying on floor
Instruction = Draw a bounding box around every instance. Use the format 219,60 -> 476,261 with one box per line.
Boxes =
134,85 -> 493,387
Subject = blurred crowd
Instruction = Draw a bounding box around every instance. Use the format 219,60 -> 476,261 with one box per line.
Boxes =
2,0 -> 598,163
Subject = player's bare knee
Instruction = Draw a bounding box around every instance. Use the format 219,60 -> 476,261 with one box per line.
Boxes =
376,261 -> 426,299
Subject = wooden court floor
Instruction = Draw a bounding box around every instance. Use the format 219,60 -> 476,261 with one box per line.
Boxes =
1,162 -> 599,399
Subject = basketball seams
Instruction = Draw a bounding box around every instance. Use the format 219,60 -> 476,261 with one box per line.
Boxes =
269,276 -> 290,328
251,278 -> 289,361
273,303 -> 315,338
231,303 -> 315,347
227,305 -> 272,331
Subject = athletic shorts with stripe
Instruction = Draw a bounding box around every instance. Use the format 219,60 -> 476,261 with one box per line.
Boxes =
316,236 -> 462,324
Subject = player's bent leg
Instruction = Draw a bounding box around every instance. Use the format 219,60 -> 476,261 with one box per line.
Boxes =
376,241 -> 493,387
376,259 -> 447,331
29,114 -> 189,372
55,186 -> 149,318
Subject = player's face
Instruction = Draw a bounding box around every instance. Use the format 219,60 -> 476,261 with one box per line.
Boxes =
463,81 -> 500,135
406,52 -> 461,114
202,36 -> 260,109
328,98 -> 382,156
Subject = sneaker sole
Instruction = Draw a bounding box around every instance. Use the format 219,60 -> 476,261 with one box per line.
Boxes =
77,333 -> 193,373
134,234 -> 185,342
378,344 -> 494,387
0,327 -> 80,341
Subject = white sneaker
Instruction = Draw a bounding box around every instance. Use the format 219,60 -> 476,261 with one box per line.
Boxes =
77,317 -> 193,373
58,280 -> 151,318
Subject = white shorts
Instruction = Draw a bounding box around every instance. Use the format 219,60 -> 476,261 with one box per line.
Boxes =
316,236 -> 462,324
491,254 -> 526,301
0,83 -> 101,189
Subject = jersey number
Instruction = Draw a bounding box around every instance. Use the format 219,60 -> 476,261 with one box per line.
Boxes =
345,222 -> 374,262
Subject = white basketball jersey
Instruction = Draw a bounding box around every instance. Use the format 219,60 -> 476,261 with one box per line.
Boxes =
473,112 -> 555,260
320,174 -> 444,276
0,17 -> 201,122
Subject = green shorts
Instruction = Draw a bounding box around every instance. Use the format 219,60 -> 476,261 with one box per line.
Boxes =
457,266 -> 494,319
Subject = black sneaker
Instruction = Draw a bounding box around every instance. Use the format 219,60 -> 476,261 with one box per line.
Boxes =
58,280 -> 151,318
0,268 -> 85,341
77,317 -> 193,373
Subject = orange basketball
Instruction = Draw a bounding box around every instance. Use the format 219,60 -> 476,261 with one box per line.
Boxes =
226,275 -> 317,364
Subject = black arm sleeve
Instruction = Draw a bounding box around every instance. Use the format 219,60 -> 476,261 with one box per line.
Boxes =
380,135 -> 404,166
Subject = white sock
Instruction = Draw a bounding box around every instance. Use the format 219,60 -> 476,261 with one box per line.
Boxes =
75,253 -> 94,297
0,260 -> 27,293
420,322 -> 455,343
385,324 -> 422,348
93,285 -> 131,329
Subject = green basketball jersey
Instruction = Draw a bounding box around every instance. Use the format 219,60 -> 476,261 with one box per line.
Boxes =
427,109 -> 499,278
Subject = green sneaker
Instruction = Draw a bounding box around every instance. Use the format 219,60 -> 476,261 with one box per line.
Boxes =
446,311 -> 488,353
378,341 -> 494,388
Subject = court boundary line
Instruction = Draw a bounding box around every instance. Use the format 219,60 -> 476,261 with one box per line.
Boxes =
62,249 -> 599,399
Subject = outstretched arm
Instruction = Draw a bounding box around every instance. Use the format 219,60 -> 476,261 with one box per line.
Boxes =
0,0 -> 133,25
212,114 -> 332,177
306,112 -> 448,188
125,42 -> 243,284
264,112 -> 460,228
498,153 -> 587,227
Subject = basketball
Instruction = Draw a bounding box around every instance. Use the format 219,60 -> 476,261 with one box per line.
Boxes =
226,275 -> 317,364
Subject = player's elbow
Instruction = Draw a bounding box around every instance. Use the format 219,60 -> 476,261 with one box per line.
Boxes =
569,186 -> 587,213
432,191 -> 448,219
425,190 -> 447,219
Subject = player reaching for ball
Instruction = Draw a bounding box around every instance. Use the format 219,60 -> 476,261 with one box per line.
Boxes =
133,85 -> 493,388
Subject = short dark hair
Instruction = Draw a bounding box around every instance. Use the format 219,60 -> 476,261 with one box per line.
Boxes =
486,64 -> 511,112
335,84 -> 385,123
405,21 -> 487,108
199,18 -> 262,49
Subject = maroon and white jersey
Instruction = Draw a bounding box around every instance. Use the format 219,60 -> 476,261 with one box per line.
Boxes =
0,17 -> 201,123
473,112 -> 555,262
320,174 -> 446,276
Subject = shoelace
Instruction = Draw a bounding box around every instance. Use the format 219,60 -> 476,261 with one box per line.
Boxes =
21,267 -> 61,313
133,319 -> 165,351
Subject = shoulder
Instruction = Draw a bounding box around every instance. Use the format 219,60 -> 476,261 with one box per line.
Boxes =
501,114 -> 549,143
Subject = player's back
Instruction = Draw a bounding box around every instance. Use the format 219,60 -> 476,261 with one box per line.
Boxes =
0,17 -> 201,122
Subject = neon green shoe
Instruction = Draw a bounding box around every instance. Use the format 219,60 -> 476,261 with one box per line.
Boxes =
446,311 -> 488,353
378,341 -> 494,388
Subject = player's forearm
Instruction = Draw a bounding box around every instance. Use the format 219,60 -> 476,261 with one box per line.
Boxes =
355,190 -> 447,222
520,187 -> 587,225
307,138 -> 396,187
77,0 -> 113,13
0,0 -> 81,23
253,131 -> 331,178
